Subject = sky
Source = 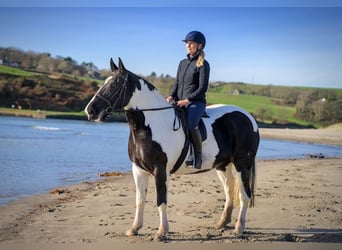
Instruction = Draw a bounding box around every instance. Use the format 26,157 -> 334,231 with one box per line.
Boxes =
0,1 -> 342,88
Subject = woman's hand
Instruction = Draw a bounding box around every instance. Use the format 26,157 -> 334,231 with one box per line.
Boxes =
177,99 -> 190,107
166,96 -> 174,104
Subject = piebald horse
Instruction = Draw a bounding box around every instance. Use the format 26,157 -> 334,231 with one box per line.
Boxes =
85,58 -> 260,239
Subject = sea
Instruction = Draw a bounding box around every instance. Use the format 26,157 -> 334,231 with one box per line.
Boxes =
0,116 -> 341,205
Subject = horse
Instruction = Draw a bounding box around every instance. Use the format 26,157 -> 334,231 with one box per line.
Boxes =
85,58 -> 260,239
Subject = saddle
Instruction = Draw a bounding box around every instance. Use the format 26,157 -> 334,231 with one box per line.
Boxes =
170,107 -> 208,174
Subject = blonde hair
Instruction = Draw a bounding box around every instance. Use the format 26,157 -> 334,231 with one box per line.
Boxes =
196,49 -> 205,68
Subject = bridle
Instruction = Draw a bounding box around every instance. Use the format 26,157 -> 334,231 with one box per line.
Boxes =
93,72 -> 177,121
94,72 -> 130,114
94,74 -> 182,131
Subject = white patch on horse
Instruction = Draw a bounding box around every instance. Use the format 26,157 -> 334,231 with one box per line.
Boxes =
126,163 -> 149,236
126,79 -> 166,110
103,75 -> 114,86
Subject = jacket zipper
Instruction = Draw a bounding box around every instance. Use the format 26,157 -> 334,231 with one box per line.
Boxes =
181,61 -> 191,100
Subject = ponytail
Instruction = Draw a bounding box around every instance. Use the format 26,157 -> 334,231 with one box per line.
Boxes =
196,49 -> 205,68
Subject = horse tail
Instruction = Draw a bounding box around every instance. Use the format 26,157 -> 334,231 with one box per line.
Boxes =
232,159 -> 256,208
249,158 -> 256,208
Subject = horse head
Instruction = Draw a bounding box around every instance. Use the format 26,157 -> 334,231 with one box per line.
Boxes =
85,58 -> 138,121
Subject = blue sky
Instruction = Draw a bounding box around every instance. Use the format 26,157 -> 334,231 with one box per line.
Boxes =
1,3 -> 341,88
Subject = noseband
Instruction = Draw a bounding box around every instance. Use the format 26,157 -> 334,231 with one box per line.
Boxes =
95,93 -> 115,114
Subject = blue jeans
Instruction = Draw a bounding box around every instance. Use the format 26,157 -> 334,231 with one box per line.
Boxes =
186,101 -> 205,130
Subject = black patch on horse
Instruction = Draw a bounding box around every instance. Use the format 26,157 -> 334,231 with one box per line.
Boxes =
212,111 -> 259,171
126,110 -> 167,174
126,110 -> 168,206
212,111 -> 259,198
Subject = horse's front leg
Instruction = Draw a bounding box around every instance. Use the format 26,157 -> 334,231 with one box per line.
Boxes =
154,166 -> 169,239
126,163 -> 149,236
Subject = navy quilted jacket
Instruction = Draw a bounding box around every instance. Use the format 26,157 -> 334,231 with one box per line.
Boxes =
170,53 -> 210,103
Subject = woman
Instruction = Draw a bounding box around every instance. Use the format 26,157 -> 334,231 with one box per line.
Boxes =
167,31 -> 210,169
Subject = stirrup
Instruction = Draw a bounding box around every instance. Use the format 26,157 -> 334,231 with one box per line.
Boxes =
185,155 -> 194,166
193,159 -> 202,169
185,157 -> 201,169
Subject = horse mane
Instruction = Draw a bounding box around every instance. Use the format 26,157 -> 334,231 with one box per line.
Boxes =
128,71 -> 156,92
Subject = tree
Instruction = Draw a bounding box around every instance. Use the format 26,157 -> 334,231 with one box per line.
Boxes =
256,105 -> 273,122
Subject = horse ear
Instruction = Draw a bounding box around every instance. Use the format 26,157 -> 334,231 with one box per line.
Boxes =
118,57 -> 127,72
110,57 -> 118,72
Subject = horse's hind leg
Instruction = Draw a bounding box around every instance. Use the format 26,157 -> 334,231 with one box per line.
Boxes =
234,166 -> 253,235
216,163 -> 235,229
126,163 -> 149,236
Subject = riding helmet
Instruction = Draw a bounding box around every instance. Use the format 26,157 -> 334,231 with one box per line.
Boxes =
183,31 -> 206,48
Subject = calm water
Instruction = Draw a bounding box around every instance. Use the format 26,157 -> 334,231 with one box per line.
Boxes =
0,116 -> 341,204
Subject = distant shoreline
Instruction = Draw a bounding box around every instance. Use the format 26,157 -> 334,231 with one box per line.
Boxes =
0,107 -> 319,129
0,108 -> 126,122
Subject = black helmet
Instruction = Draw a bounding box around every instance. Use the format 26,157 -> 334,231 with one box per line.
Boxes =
183,31 -> 206,48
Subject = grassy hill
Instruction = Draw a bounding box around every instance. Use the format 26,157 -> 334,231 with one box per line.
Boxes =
0,64 -> 35,77
0,65 -> 97,111
1,64 -> 341,127
207,93 -> 302,125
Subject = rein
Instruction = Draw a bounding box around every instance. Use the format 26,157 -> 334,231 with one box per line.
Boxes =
126,106 -> 174,112
126,105 -> 183,132
98,93 -> 183,132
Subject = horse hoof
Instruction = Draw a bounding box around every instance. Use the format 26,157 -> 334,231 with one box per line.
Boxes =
216,218 -> 231,229
156,228 -> 168,241
216,222 -> 225,229
126,229 -> 138,237
155,234 -> 168,242
233,229 -> 243,235
233,225 -> 244,235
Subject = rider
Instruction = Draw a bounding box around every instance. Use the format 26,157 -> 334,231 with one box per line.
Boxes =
167,31 -> 210,169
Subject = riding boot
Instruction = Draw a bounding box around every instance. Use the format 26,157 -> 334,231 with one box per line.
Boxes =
185,147 -> 194,166
189,127 -> 202,169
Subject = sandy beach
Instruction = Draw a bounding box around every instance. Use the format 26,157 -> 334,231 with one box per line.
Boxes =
0,128 -> 341,248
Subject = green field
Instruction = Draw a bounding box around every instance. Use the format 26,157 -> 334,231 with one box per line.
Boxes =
207,93 -> 308,126
0,64 -> 35,77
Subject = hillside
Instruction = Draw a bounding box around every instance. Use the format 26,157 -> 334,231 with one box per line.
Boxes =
0,64 -> 341,127
0,65 -> 98,112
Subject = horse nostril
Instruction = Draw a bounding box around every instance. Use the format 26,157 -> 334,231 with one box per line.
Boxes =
87,106 -> 96,115
85,107 -> 96,120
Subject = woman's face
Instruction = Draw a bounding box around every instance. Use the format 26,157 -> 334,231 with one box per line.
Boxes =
186,41 -> 201,57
